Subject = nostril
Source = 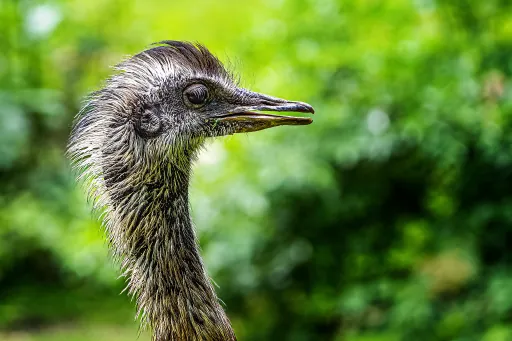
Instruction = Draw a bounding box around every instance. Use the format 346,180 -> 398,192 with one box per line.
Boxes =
260,100 -> 275,106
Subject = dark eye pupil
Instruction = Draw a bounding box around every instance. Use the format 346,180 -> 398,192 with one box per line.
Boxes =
185,84 -> 208,105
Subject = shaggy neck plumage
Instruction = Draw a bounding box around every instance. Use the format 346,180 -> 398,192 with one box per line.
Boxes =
108,151 -> 236,341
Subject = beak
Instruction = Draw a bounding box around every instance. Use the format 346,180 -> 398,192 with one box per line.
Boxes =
216,90 -> 314,133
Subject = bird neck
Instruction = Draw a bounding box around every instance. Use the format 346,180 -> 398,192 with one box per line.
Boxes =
112,159 -> 237,341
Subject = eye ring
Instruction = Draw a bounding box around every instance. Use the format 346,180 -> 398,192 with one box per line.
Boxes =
183,83 -> 209,107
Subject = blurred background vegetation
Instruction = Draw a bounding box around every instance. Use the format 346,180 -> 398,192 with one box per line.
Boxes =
1,0 -> 512,340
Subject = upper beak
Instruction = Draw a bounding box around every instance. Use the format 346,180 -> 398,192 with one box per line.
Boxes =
216,90 -> 314,133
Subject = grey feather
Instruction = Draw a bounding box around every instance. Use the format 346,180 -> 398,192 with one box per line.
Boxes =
68,40 -> 314,341
68,42 -> 237,341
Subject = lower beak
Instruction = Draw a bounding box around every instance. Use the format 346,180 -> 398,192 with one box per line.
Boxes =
216,91 -> 314,133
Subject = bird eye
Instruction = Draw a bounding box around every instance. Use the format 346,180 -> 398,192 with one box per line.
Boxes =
183,84 -> 209,107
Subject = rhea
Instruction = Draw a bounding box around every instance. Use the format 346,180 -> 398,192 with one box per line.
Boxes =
68,41 -> 314,341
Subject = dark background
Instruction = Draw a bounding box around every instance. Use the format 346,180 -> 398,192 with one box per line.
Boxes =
1,0 -> 512,340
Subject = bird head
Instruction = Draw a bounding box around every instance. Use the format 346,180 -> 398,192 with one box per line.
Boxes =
69,41 -> 313,199
119,40 -> 313,141
130,42 -> 314,140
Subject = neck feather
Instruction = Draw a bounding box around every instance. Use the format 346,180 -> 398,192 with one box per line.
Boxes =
107,158 -> 236,341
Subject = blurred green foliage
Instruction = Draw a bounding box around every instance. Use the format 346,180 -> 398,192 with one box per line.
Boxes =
1,0 -> 512,340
